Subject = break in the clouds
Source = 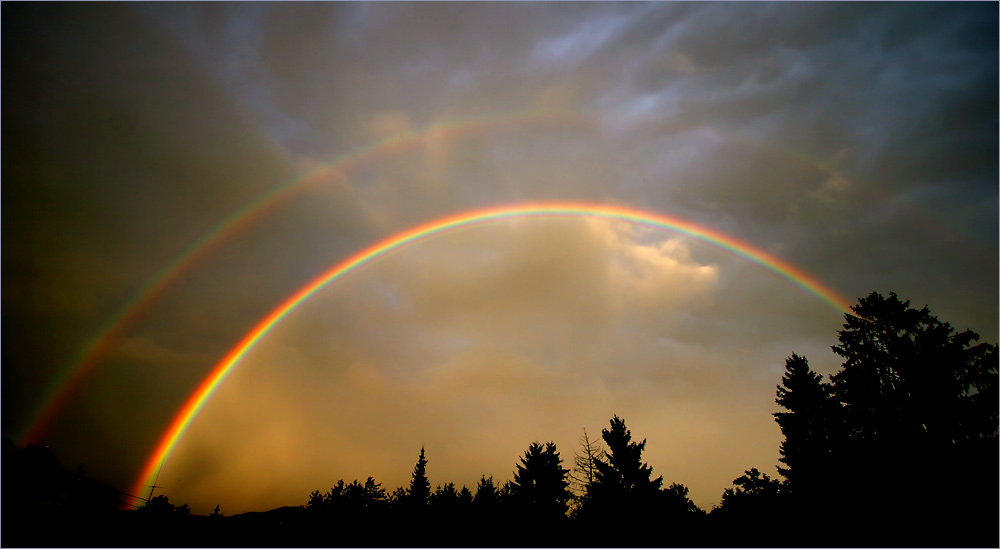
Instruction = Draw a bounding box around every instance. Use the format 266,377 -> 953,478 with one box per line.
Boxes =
3,3 -> 996,515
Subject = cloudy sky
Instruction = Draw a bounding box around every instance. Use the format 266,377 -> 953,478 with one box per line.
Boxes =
3,3 -> 996,515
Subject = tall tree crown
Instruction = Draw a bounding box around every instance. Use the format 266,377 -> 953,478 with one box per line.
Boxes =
593,416 -> 663,500
511,441 -> 573,517
407,446 -> 430,507
832,291 -> 997,444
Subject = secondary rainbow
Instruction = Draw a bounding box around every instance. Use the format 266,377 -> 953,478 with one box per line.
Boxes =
19,108 -> 591,446
132,201 -> 854,502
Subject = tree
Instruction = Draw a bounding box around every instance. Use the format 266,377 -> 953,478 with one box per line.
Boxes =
324,480 -> 346,509
773,353 -> 841,497
719,468 -> 782,505
210,504 -> 223,518
659,482 -> 702,516
711,467 -> 784,527
570,428 -> 605,505
827,292 -> 998,525
590,416 -> 663,507
831,291 -> 997,446
307,490 -> 324,510
429,482 -> 458,510
388,486 -> 407,505
406,447 -> 430,509
343,477 -> 386,511
473,475 -> 499,508
457,485 -> 473,507
138,494 -> 189,516
510,441 -> 573,519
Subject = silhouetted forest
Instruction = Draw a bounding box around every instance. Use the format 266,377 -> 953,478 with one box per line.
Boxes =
4,292 -> 997,548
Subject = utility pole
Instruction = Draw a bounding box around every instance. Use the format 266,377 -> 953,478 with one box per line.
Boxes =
141,462 -> 165,508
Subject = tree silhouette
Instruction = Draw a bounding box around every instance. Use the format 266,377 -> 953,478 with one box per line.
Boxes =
138,494 -> 189,515
711,467 -> 785,535
569,428 -> 605,510
832,291 -> 997,446
323,480 -> 346,510
827,292 -> 998,535
577,416 -> 664,528
429,482 -> 459,510
342,477 -> 386,512
406,446 -> 430,509
773,353 -> 841,499
592,416 -> 662,501
307,489 -> 324,510
719,468 -> 782,505
659,482 -> 702,516
473,475 -> 499,508
509,441 -> 573,519
457,485 -> 473,507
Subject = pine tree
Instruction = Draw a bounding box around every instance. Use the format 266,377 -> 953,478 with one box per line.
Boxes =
773,353 -> 840,496
457,485 -> 473,507
429,482 -> 458,510
575,416 -> 665,533
510,441 -> 573,519
473,475 -> 498,507
406,447 -> 430,508
591,416 -> 663,504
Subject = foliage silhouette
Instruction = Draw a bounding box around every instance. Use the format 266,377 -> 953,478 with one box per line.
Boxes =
472,475 -> 499,508
509,441 -> 573,520
832,292 -> 997,446
5,291 -> 996,547
429,482 -> 459,510
773,353 -> 841,500
406,446 -> 431,510
767,291 -> 998,547
590,416 -> 663,508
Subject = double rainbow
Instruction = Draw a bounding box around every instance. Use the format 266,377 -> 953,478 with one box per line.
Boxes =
19,109 -> 592,445
131,201 -> 854,502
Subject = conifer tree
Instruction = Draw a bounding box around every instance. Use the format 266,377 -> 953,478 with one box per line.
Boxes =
591,416 -> 663,505
510,441 -> 573,518
577,416 -> 664,530
473,475 -> 498,507
406,447 -> 430,508
773,353 -> 840,496
457,485 -> 473,506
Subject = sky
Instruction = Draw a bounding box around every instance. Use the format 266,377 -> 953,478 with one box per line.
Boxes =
2,2 -> 997,515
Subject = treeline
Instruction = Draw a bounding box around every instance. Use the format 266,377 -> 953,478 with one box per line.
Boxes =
289,291 -> 997,547
298,419 -> 705,546
5,292 -> 997,547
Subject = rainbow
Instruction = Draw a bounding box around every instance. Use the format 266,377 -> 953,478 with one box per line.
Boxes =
132,201 -> 854,502
19,109 -> 592,445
